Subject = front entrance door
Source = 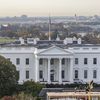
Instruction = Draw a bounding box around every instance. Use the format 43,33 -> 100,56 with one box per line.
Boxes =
50,74 -> 54,82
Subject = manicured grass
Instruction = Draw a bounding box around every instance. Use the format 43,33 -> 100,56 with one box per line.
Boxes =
0,38 -> 15,43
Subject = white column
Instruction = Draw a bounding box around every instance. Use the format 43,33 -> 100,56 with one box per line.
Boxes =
70,58 -> 73,83
47,58 -> 51,84
35,57 -> 39,82
59,58 -> 62,84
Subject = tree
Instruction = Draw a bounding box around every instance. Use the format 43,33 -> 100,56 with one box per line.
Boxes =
0,55 -> 18,97
82,33 -> 100,44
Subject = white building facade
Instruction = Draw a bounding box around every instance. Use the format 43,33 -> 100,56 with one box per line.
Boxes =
0,38 -> 100,84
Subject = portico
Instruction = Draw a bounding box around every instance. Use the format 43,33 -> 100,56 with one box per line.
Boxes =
35,46 -> 73,84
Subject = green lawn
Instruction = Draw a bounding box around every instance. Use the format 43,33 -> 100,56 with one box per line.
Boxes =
0,38 -> 15,43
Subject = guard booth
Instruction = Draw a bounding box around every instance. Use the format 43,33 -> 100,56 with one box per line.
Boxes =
47,92 -> 100,100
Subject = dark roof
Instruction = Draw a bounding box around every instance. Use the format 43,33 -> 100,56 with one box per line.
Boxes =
37,40 -> 63,45
1,40 -> 100,48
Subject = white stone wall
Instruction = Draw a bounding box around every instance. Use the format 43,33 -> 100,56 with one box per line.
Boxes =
73,52 -> 100,83
0,45 -> 100,84
0,46 -> 36,84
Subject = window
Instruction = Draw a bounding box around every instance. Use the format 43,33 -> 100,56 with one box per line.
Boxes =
51,70 -> 54,72
75,58 -> 78,64
93,58 -> 97,64
39,70 -> 43,79
93,70 -> 97,79
26,71 -> 29,79
62,70 -> 65,79
75,70 -> 78,79
26,58 -> 29,65
16,58 -> 20,65
51,59 -> 54,65
84,58 -> 88,64
62,58 -> 65,65
84,70 -> 88,79
39,59 -> 43,65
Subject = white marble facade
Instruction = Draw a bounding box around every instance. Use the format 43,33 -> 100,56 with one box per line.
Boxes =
0,43 -> 100,84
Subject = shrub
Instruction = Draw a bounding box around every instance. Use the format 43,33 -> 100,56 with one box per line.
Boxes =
22,81 -> 45,97
45,83 -> 87,88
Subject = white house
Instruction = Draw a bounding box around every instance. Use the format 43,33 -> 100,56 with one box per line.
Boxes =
0,37 -> 100,84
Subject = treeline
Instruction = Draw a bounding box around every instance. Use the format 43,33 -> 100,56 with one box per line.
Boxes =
1,23 -> 100,44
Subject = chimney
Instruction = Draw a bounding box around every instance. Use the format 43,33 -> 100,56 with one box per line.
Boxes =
19,37 -> 24,45
77,38 -> 82,44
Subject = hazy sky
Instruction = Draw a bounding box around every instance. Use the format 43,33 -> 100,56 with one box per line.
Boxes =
0,0 -> 100,17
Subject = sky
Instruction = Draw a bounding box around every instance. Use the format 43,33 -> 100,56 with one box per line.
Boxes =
0,0 -> 100,17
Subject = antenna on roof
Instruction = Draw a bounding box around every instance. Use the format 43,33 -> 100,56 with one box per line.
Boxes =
48,15 -> 51,40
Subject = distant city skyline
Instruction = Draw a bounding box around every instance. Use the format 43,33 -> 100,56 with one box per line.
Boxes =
0,0 -> 100,17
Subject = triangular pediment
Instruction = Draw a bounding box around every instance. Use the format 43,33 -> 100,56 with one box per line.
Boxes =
37,45 -> 73,56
